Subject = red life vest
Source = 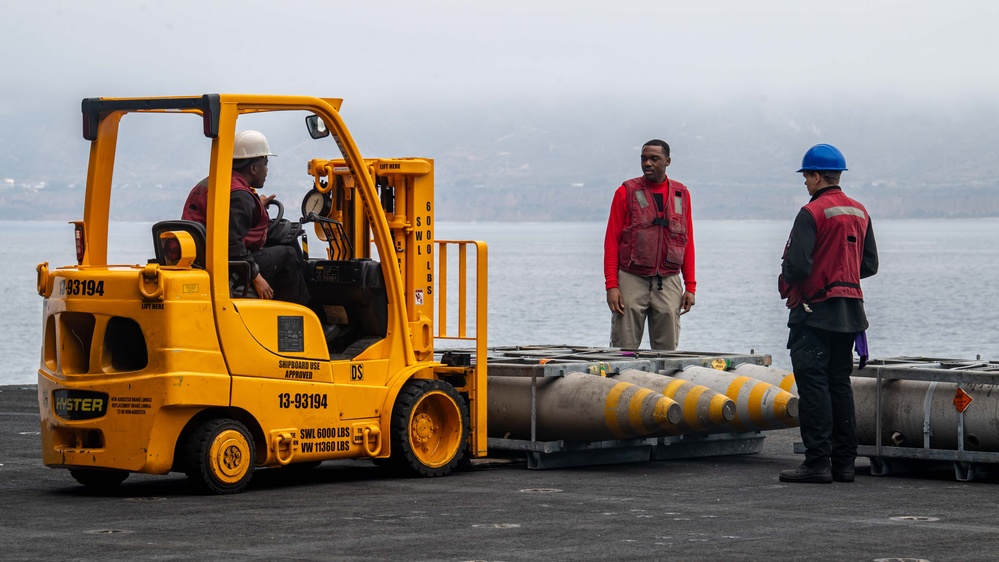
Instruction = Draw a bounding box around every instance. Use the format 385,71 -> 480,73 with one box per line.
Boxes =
617,177 -> 690,277
182,174 -> 268,252
781,187 -> 868,307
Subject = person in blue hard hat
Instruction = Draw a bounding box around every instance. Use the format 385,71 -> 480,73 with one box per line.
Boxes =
778,143 -> 879,484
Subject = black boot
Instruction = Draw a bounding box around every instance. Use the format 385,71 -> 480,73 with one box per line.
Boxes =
779,463 -> 832,483
832,463 -> 855,483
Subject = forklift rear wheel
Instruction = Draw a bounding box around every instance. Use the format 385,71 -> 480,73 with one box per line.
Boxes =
69,468 -> 129,490
390,379 -> 469,477
183,418 -> 256,494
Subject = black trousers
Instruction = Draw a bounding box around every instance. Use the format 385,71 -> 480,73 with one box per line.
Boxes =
253,244 -> 311,306
788,324 -> 857,469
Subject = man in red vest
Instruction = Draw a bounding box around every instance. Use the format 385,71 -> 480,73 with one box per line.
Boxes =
778,143 -> 879,484
603,139 -> 696,350
182,130 -> 310,305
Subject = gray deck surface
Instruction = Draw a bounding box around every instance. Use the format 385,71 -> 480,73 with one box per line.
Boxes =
2,384 -> 994,561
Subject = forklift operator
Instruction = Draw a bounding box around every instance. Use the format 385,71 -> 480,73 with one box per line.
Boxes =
182,130 -> 311,305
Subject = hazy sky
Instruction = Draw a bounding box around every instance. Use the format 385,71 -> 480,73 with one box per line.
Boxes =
3,0 -> 998,114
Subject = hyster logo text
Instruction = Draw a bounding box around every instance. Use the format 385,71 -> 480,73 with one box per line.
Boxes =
56,397 -> 103,412
53,390 -> 109,420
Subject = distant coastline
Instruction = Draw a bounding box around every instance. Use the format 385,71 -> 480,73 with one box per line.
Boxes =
4,98 -> 999,223
3,182 -> 997,222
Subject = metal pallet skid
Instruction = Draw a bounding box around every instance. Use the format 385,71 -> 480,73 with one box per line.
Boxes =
651,432 -> 766,460
490,432 -> 767,469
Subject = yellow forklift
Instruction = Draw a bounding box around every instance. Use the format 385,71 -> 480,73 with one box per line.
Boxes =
35,94 -> 487,493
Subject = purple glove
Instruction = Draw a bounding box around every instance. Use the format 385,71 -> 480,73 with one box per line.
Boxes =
854,331 -> 869,369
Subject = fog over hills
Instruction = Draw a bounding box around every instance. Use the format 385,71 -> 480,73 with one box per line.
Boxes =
1,97 -> 997,222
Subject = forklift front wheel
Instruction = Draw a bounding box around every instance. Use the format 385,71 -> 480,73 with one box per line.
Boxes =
390,379 -> 469,477
183,418 -> 256,494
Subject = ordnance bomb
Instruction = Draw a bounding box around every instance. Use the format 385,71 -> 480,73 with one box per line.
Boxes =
852,377 -> 999,451
732,363 -> 797,396
675,365 -> 799,432
488,372 -> 682,442
612,369 -> 735,435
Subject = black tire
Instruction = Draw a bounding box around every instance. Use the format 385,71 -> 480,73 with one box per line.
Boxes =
457,447 -> 474,471
389,379 -> 469,477
69,468 -> 129,490
182,418 -> 256,495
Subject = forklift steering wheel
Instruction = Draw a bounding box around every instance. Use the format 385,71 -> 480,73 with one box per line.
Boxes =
266,199 -> 284,223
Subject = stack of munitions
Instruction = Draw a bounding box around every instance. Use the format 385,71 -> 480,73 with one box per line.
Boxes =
478,346 -> 800,468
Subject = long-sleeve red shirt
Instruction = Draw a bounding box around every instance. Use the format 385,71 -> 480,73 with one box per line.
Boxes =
603,177 -> 696,293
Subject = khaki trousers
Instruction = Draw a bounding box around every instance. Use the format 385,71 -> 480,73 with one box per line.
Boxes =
610,269 -> 682,350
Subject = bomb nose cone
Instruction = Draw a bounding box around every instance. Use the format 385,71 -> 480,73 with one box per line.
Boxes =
657,394 -> 684,426
720,399 -> 737,422
786,396 -> 799,419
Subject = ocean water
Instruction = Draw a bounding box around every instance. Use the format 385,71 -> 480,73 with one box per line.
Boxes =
4,219 -> 999,385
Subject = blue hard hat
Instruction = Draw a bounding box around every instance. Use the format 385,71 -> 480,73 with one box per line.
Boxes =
797,143 -> 847,172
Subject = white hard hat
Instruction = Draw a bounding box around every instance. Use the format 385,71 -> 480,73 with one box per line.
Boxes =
233,130 -> 277,160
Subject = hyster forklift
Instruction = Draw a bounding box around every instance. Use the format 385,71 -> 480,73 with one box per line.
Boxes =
35,94 -> 487,493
